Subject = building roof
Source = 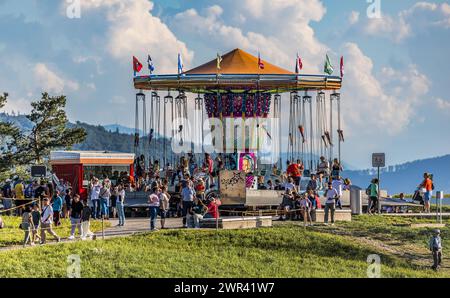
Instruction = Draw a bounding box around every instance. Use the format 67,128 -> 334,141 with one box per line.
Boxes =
50,151 -> 135,165
185,48 -> 294,75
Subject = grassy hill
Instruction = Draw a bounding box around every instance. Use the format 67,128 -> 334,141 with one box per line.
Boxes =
0,216 -> 448,278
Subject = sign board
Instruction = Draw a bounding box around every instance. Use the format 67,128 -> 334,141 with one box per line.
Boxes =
372,153 -> 385,168
219,170 -> 246,205
31,165 -> 47,178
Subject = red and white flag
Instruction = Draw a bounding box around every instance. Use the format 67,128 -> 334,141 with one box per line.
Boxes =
340,56 -> 344,78
133,56 -> 143,76
258,52 -> 265,70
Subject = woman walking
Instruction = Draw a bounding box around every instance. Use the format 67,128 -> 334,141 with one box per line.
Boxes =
159,185 -> 170,229
99,181 -> 111,219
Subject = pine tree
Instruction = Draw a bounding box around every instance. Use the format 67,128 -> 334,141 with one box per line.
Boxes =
0,92 -> 22,173
19,92 -> 87,164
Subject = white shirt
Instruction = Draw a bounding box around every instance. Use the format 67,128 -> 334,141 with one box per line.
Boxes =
90,183 -> 101,201
284,183 -> 295,191
148,193 -> 160,207
41,205 -> 54,224
325,188 -> 339,204
117,190 -> 125,204
332,180 -> 344,196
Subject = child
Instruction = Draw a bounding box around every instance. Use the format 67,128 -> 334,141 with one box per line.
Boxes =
21,206 -> 34,247
299,195 -> 313,226
195,178 -> 206,201
31,204 -> 41,243
429,229 -> 443,270
81,200 -> 92,240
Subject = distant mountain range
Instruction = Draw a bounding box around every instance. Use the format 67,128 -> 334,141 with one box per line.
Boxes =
1,113 -> 449,193
343,155 -> 450,194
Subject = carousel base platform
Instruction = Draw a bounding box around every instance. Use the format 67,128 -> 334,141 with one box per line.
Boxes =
200,216 -> 273,229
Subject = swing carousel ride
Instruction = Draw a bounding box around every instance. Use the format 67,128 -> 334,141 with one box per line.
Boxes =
132,48 -> 343,206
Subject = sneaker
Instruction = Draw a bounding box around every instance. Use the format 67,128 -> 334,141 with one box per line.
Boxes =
81,237 -> 87,241
68,235 -> 75,240
324,223 -> 328,226
331,223 -> 335,226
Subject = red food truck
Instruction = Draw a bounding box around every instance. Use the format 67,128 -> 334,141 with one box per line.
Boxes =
50,151 -> 135,199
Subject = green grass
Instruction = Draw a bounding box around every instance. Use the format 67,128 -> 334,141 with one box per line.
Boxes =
0,216 -> 109,247
0,223 -> 448,278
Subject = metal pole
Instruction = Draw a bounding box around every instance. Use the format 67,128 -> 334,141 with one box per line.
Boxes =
102,217 -> 105,240
377,167 -> 381,214
329,94 -> 333,164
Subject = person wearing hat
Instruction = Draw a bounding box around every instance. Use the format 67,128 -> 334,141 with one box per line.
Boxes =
40,197 -> 60,244
429,229 -> 443,270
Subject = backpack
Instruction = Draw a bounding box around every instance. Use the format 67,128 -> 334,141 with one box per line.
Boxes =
24,184 -> 33,199
365,185 -> 371,196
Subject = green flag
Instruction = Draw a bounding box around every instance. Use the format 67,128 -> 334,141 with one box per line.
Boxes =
324,54 -> 334,75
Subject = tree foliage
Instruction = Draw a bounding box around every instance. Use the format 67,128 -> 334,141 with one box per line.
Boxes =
19,93 -> 87,164
0,93 -> 22,173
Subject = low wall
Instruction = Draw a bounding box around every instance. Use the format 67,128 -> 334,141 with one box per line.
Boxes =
314,209 -> 352,223
200,216 -> 273,229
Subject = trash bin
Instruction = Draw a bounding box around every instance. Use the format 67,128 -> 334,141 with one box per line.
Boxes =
350,188 -> 362,215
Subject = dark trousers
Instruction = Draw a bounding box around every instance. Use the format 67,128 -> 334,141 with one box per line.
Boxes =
432,249 -> 442,269
324,202 -> 335,224
53,211 -> 61,226
182,201 -> 193,226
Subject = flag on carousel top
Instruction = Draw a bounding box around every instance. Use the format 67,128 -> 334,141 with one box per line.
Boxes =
295,53 -> 303,74
148,55 -> 155,74
340,56 -> 344,78
133,56 -> 143,76
258,52 -> 265,70
216,53 -> 223,71
324,54 -> 334,75
178,53 -> 184,75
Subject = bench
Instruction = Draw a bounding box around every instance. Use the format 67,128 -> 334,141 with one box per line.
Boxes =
199,216 -> 273,229
313,209 -> 352,223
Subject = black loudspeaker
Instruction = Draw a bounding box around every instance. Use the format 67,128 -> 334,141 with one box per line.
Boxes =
31,165 -> 47,178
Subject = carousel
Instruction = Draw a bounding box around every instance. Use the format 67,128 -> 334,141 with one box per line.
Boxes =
132,48 -> 343,207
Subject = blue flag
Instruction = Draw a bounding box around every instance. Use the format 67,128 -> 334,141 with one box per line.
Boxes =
177,53 -> 184,75
147,55 -> 155,74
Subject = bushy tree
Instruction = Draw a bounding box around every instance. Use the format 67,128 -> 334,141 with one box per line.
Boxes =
19,93 -> 87,164
0,92 -> 22,173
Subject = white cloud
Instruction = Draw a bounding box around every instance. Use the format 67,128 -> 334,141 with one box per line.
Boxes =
33,63 -> 79,93
172,1 -> 328,72
363,1 -> 450,42
436,97 -> 450,111
75,0 -> 193,73
341,43 -> 430,135
348,11 -> 360,25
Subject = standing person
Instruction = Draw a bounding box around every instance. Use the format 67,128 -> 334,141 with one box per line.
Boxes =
21,206 -> 34,247
68,194 -> 83,240
52,191 -> 63,226
323,182 -> 338,226
159,185 -> 170,229
367,178 -> 379,214
419,173 -> 433,213
331,176 -> 344,210
110,186 -> 119,219
63,189 -> 72,219
429,229 -> 443,271
116,185 -> 126,227
299,195 -> 313,226
99,181 -> 111,219
181,181 -> 196,228
40,197 -> 60,244
204,153 -> 214,189
331,158 -> 343,179
81,199 -> 93,240
90,178 -> 101,219
148,186 -> 160,231
31,204 -> 41,244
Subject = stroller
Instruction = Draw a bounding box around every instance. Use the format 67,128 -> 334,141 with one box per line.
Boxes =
412,188 -> 425,206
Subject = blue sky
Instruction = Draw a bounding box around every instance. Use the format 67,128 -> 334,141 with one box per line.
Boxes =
0,0 -> 449,169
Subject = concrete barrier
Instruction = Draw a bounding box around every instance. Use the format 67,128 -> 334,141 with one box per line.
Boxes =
314,209 -> 352,223
200,216 -> 273,229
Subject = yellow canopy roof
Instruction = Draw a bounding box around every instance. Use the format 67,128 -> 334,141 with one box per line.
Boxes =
185,48 -> 294,75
